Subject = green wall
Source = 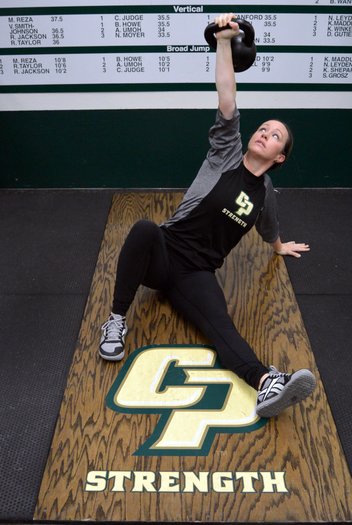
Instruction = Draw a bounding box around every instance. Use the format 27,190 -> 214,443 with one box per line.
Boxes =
1,108 -> 350,188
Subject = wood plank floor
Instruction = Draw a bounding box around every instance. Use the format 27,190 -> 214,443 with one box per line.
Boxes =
34,192 -> 352,523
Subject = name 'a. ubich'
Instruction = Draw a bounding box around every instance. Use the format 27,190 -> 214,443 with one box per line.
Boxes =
85,470 -> 289,493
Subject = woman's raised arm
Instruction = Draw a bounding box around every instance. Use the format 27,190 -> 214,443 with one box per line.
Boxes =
215,13 -> 240,119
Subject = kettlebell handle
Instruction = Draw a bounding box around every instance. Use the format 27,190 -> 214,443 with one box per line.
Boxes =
204,18 -> 255,49
204,18 -> 256,73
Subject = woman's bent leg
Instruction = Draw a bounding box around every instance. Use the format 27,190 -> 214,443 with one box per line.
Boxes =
112,220 -> 169,315
100,220 -> 169,361
167,270 -> 268,390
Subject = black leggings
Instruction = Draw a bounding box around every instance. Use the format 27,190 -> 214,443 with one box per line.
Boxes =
112,220 -> 268,389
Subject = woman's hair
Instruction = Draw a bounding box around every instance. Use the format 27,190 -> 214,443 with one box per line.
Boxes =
268,120 -> 294,171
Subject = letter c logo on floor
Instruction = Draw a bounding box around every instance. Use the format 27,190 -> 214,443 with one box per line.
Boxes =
106,345 -> 267,456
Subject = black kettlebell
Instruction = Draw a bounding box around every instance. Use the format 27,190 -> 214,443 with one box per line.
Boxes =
204,18 -> 256,73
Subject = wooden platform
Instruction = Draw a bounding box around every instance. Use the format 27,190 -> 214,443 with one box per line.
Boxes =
35,192 -> 352,523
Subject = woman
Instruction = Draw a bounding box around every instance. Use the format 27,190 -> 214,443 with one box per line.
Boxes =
99,13 -> 316,418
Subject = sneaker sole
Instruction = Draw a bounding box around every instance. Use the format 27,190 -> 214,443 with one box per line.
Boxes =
99,349 -> 125,361
256,369 -> 316,418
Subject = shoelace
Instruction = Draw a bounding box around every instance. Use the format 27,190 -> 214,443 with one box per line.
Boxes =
268,366 -> 289,380
102,317 -> 125,340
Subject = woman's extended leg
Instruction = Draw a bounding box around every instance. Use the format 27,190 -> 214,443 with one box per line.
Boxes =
166,269 -> 316,416
166,270 -> 268,390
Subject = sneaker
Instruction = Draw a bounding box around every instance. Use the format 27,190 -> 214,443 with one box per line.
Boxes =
256,366 -> 316,418
99,314 -> 128,361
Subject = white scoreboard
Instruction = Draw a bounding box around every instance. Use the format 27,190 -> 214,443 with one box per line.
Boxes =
0,1 -> 351,89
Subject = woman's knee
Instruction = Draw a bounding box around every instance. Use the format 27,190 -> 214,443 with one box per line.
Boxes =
129,219 -> 160,242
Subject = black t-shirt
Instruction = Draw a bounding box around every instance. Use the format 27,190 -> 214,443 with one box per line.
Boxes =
161,161 -> 266,272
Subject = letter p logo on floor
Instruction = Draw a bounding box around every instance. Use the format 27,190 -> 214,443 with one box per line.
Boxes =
106,345 -> 267,456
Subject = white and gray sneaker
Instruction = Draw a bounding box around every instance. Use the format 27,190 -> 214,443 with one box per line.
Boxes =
99,314 -> 128,361
256,366 -> 316,418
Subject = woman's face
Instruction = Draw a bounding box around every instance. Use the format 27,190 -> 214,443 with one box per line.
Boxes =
247,120 -> 289,166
